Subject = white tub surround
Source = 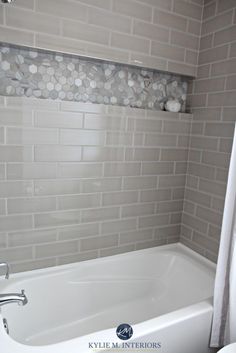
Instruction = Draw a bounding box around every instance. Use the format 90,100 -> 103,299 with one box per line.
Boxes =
0,244 -> 215,353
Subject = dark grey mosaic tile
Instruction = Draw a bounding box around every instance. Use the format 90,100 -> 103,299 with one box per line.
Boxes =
0,44 -> 188,111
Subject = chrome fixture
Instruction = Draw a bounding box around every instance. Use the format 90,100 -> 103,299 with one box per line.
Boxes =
1,0 -> 15,3
0,290 -> 28,307
0,263 -> 10,280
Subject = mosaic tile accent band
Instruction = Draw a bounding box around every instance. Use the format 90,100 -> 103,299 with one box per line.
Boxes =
0,44 -> 188,111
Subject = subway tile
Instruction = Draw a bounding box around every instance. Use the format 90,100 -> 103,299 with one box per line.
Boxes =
199,179 -> 226,197
171,30 -> 199,50
34,111 -> 83,129
160,148 -> 188,161
217,0 -> 236,13
202,151 -> 230,168
0,181 -> 32,198
208,92 -> 236,107
74,0 -> 111,9
35,33 -> 87,57
120,229 -> 153,244
0,214 -> 32,232
214,26 -> 236,46
58,251 -> 99,265
200,34 -> 213,51
0,26 -> 34,46
100,244 -> 135,257
198,45 -> 228,65
8,229 -> 57,247
36,0 -> 88,22
0,165 -> 5,180
60,129 -> 105,146
57,193 -> 100,210
173,0 -> 202,20
84,114 -> 126,131
34,210 -> 80,228
35,240 -> 78,258
0,246 -> 33,262
167,62 -> 196,77
157,200 -> 183,213
188,19 -> 201,35
35,180 -> 80,196
102,191 -> 138,206
62,19 -> 110,45
135,239 -> 167,250
80,234 -> 119,251
106,132 -> 133,146
222,108 -> 236,121
122,203 -> 155,217
230,42 -> 236,57
145,133 -> 177,147
61,101 -> 107,114
203,1 -> 216,20
154,9 -> 187,31
159,175 -> 186,187
185,187 -> 211,207
58,223 -> 99,240
188,162 -> 215,179
126,147 -> 160,161
196,205 -> 222,227
87,44 -> 130,63
0,200 -> 6,215
81,207 -> 120,223
140,189 -> 172,202
7,163 -> 57,180
182,212 -> 208,233
129,118 -> 162,132
204,123 -> 234,138
81,178 -> 121,193
0,146 -> 32,162
10,259 -> 57,273
35,146 -> 82,162
192,107 -> 221,121
155,224 -> 181,238
123,176 -> 157,190
101,218 -> 136,234
8,197 -> 56,214
163,121 -> 190,134
6,7 -> 61,35
88,7 -> 131,33
186,50 -> 198,66
142,162 -> 174,175
129,53 -> 167,71
151,41 -> 184,61
133,20 -> 169,42
192,231 -> 219,254
202,11 -> 233,35
58,163 -> 103,178
190,136 -> 218,150
113,0 -> 152,21
7,128 -> 58,145
195,77 -> 225,93
82,147 -> 123,161
226,75 -> 236,90
136,0 -> 172,9
111,32 -> 149,54
139,214 -> 169,228
104,162 -> 141,176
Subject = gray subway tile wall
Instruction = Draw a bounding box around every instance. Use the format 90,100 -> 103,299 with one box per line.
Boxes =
0,0 -> 203,76
182,0 -> 236,262
0,97 -> 192,272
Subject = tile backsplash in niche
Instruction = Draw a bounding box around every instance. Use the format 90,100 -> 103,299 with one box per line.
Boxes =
0,44 -> 188,111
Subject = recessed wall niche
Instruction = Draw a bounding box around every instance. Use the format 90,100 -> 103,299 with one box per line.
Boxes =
0,44 -> 188,111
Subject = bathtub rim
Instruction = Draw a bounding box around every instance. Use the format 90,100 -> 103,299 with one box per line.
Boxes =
0,242 -> 216,284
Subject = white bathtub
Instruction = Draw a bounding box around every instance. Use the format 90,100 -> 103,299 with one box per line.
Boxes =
0,243 -> 215,353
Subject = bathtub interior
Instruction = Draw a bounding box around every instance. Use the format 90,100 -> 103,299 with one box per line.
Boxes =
0,245 -> 215,346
